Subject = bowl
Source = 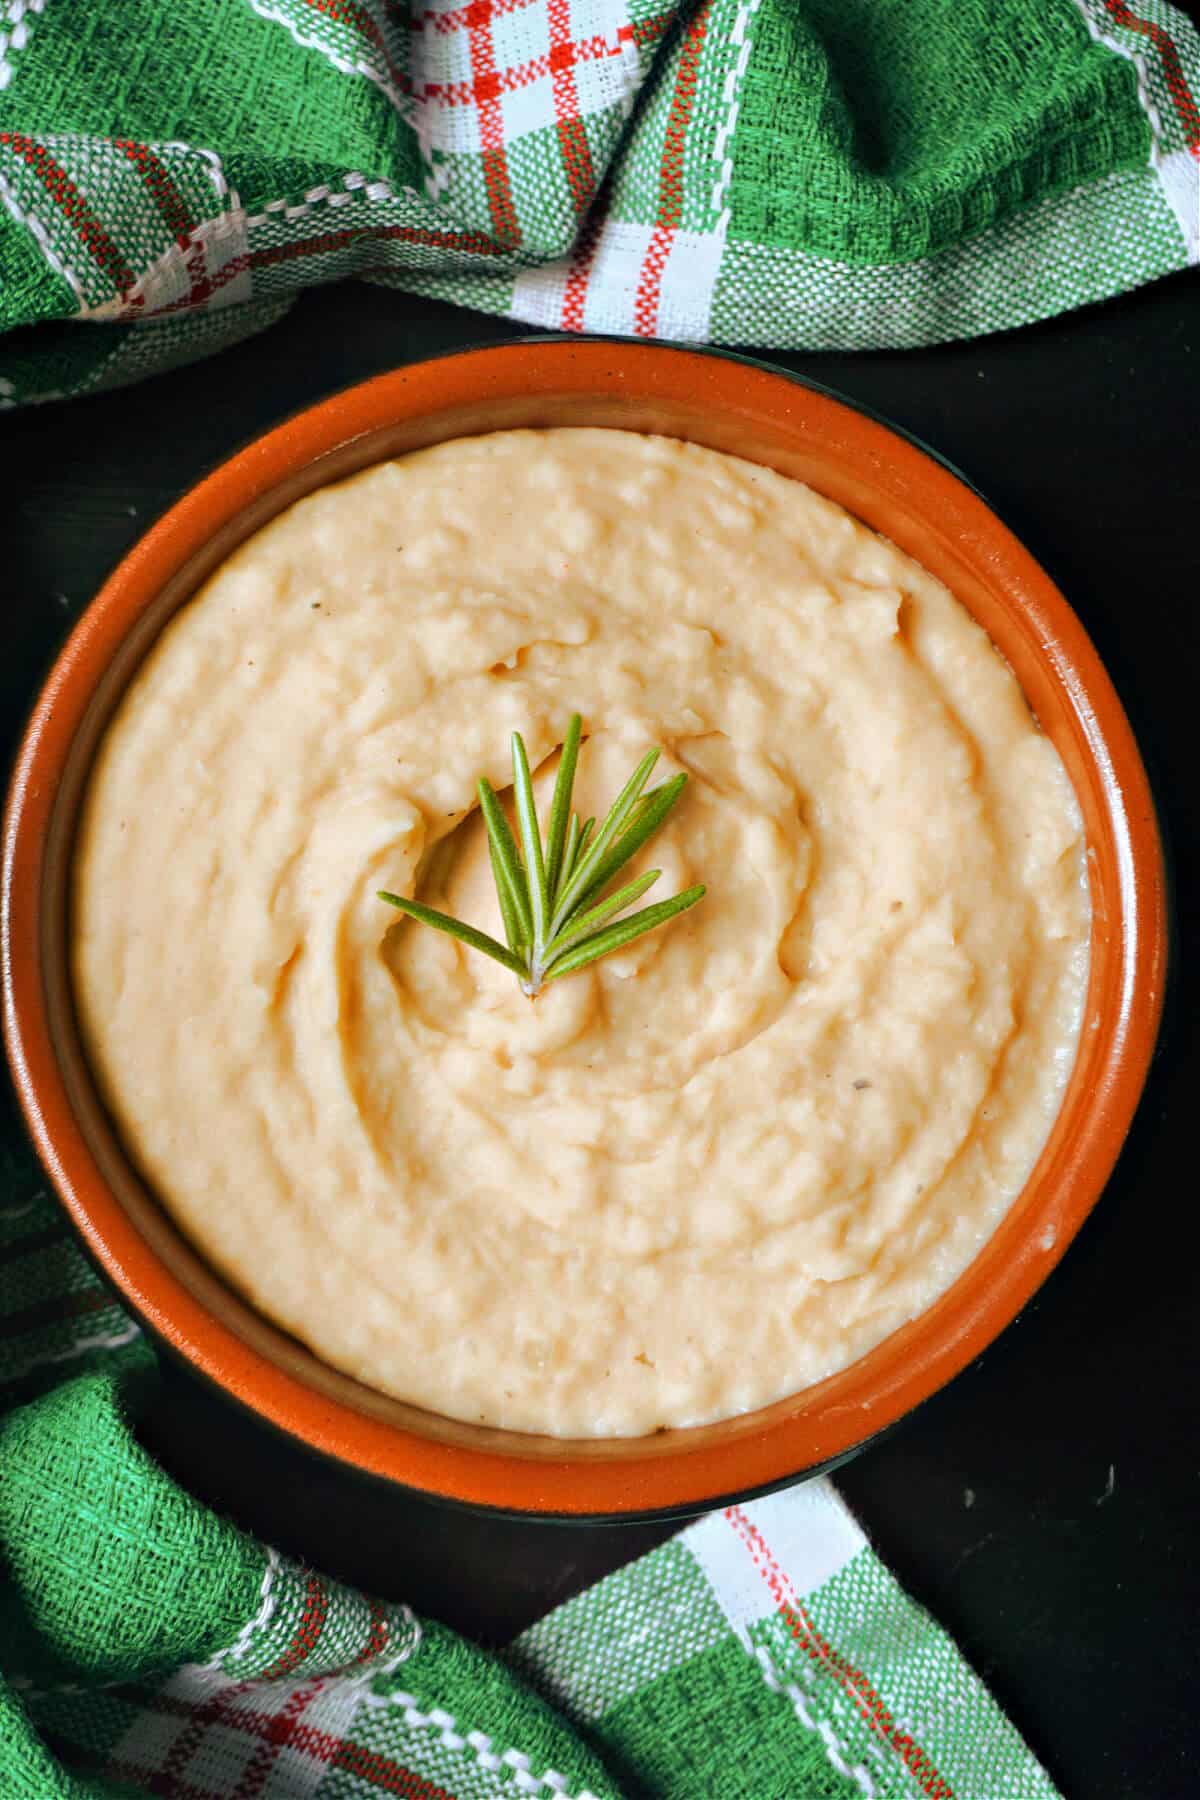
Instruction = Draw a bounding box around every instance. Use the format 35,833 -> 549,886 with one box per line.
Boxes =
1,340 -> 1168,1518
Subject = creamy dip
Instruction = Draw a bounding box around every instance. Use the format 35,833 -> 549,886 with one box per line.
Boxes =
73,430 -> 1089,1436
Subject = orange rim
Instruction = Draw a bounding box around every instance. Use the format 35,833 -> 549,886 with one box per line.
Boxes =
1,341 -> 1169,1516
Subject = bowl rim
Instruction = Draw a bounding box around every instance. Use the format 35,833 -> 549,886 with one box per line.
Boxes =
1,337 -> 1169,1517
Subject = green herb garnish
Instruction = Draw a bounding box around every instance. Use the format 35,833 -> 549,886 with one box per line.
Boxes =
379,713 -> 705,997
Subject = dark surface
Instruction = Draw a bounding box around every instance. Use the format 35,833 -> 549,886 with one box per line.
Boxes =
2,272 -> 1198,1800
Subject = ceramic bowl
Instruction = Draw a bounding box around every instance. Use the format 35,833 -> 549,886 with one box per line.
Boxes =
1,340 -> 1168,1517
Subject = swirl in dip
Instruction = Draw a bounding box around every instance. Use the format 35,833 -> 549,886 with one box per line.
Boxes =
72,430 -> 1090,1437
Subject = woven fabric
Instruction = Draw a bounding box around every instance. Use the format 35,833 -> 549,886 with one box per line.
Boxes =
0,0 -> 1197,403
0,1160 -> 1067,1798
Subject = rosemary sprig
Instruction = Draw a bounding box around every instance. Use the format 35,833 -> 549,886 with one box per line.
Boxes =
379,714 -> 705,997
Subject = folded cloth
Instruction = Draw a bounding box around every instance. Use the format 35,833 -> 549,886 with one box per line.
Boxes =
0,1161 -> 1062,1799
0,0 -> 1197,405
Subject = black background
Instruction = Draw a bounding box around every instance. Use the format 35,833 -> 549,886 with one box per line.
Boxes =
2,264 -> 1197,1800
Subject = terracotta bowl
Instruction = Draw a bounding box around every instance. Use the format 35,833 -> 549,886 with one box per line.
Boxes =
2,340 -> 1167,1518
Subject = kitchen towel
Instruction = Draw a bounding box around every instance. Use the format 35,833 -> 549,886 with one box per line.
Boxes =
0,0 -> 1197,406
0,1160 -> 1063,1799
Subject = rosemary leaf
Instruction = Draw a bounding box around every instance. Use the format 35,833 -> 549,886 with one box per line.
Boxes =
544,712 -> 582,906
574,773 -> 688,908
488,835 -> 523,953
559,812 -> 582,897
551,748 -> 659,932
624,792 -> 657,831
378,891 -> 526,976
478,777 -> 532,945
511,730 -> 549,954
546,868 -> 662,963
571,818 -> 595,878
545,885 -> 706,981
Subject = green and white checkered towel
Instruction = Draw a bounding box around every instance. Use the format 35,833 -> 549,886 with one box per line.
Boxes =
0,1148 -> 1063,1799
0,0 -> 1197,406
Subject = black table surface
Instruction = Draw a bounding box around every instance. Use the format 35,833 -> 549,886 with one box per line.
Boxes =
2,272 -> 1197,1800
